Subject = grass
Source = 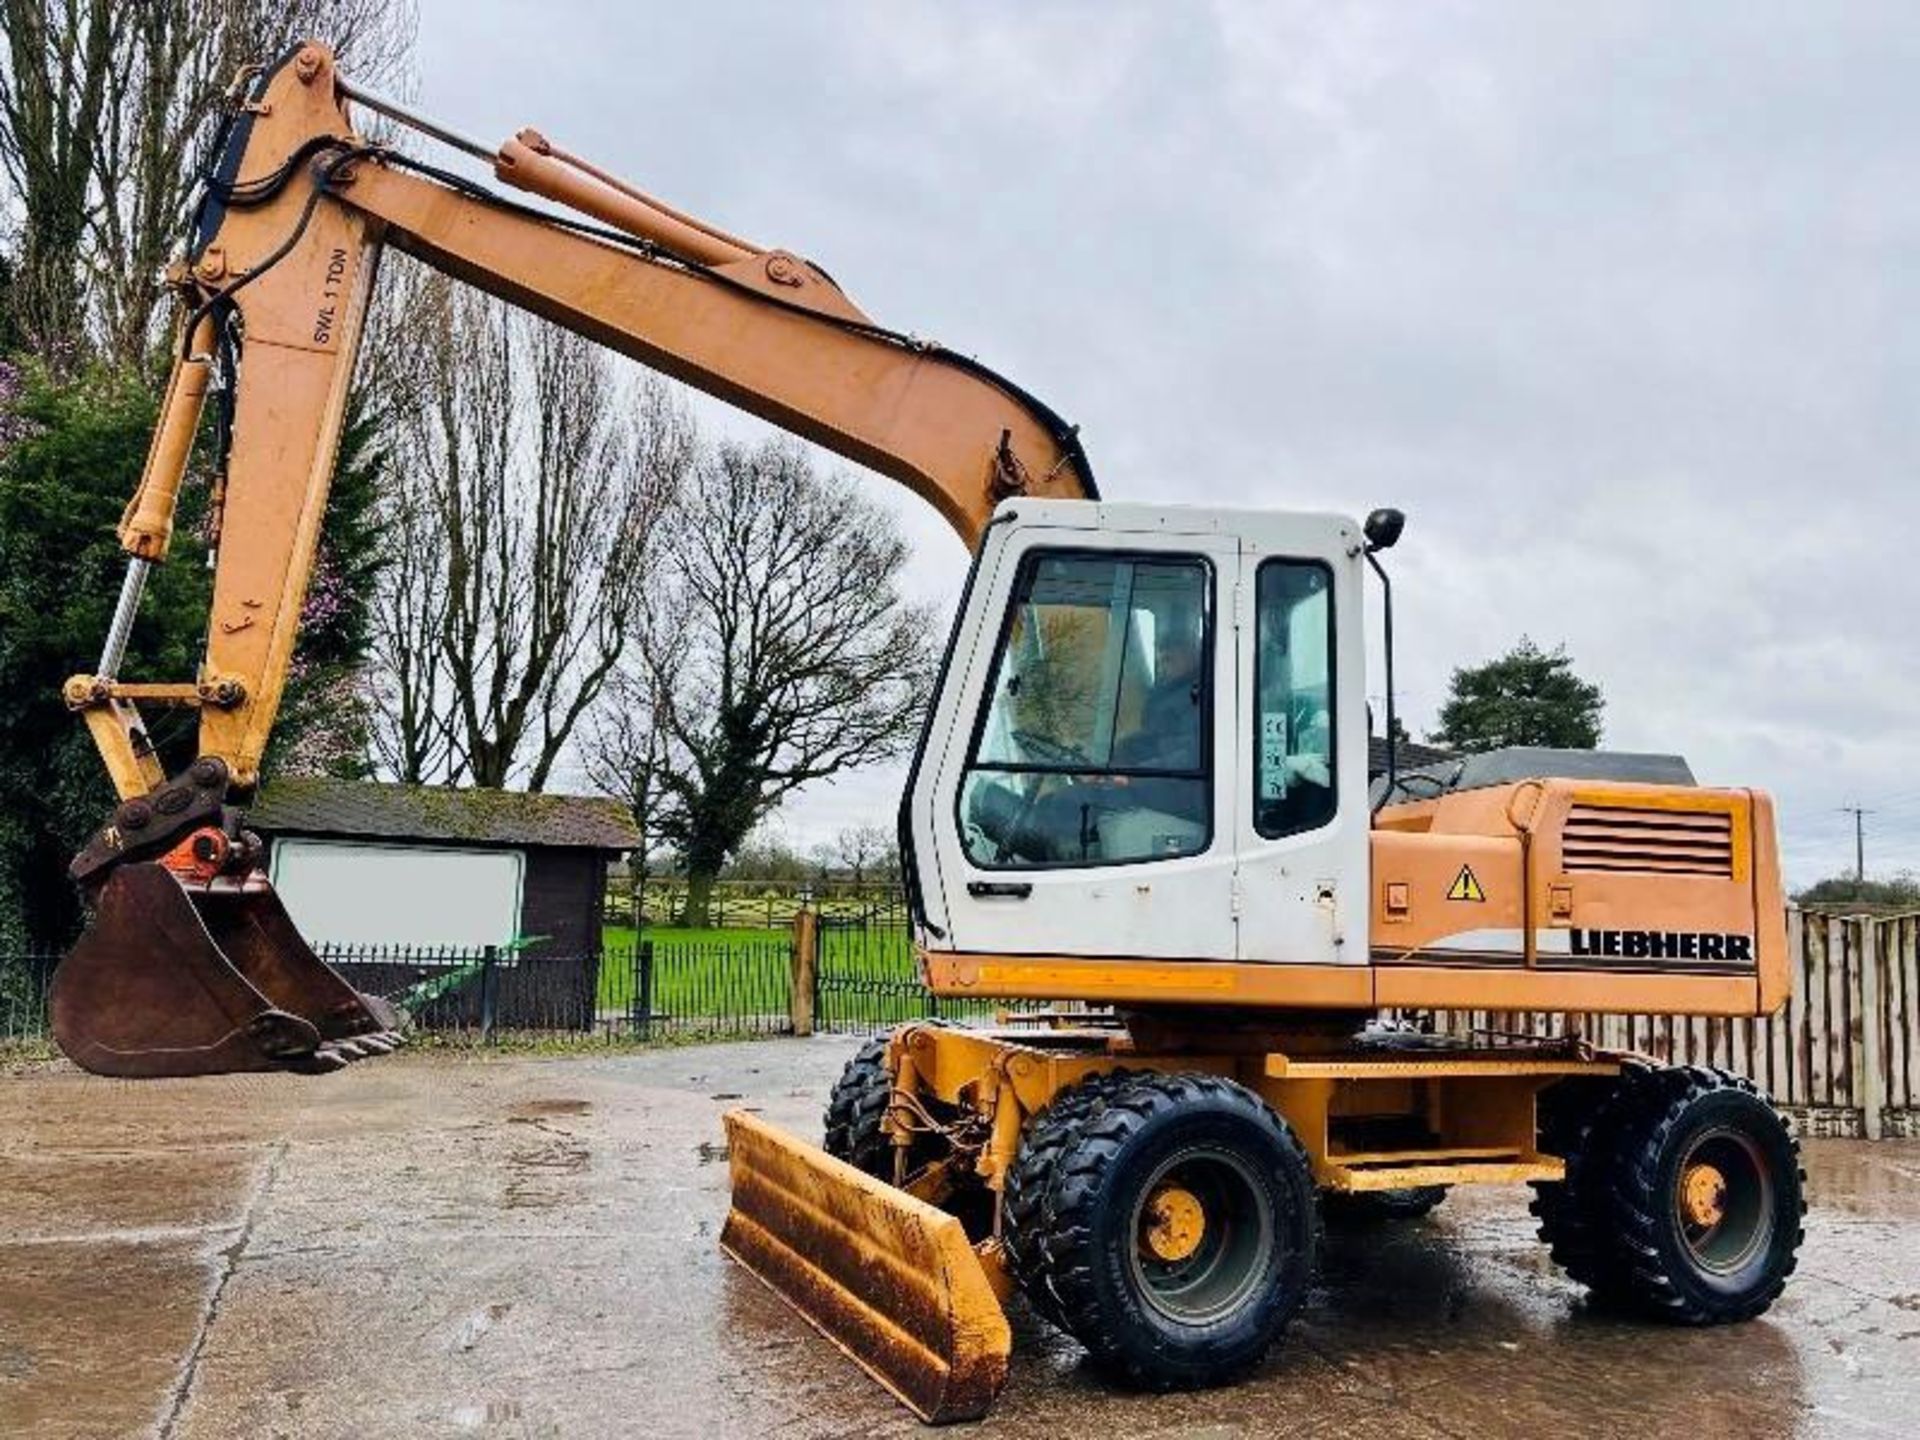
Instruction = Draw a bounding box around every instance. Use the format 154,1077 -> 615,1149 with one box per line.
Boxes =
593,922 -> 917,1015
600,923 -> 787,952
595,924 -> 783,1013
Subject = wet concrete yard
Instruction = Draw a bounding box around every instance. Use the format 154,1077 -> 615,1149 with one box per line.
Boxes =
2,1038 -> 1915,1438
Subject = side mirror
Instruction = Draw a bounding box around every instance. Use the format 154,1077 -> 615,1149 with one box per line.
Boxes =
1363,507 -> 1405,553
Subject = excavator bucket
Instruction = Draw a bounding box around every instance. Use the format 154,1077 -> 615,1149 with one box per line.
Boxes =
720,1110 -> 1011,1424
50,862 -> 404,1078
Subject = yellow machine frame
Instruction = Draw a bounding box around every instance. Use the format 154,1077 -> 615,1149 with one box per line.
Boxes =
882,1022 -> 1615,1204
723,1019 -> 1625,1421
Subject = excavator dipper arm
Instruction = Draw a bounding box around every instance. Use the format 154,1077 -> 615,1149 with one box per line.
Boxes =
56,40 -> 1096,1083
80,44 -> 1094,805
54,39 -> 1098,1414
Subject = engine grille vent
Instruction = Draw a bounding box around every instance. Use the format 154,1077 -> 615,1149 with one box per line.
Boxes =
1563,804 -> 1734,878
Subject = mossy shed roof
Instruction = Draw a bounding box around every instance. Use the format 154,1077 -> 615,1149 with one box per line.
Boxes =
249,779 -> 638,852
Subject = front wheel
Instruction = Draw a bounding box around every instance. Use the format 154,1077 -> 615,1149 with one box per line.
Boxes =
821,1034 -> 894,1178
1005,1072 -> 1319,1390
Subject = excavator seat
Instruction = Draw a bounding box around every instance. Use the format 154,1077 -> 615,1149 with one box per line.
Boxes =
50,862 -> 403,1078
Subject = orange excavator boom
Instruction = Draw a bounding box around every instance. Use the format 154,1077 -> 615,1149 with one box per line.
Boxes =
54,40 -> 1097,1083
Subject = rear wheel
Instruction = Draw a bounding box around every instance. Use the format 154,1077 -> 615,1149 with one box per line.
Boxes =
1005,1072 -> 1318,1390
1600,1067 -> 1805,1323
1530,1073 -> 1639,1299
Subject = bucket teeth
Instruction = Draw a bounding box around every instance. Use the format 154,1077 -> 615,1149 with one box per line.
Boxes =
289,1048 -> 353,1076
50,862 -> 406,1079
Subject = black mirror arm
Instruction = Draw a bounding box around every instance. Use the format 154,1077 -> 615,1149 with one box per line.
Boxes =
1365,548 -> 1397,816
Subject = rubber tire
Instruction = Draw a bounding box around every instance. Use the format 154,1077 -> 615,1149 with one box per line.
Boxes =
822,1034 -> 894,1178
1530,1072 -> 1642,1300
1325,1185 -> 1450,1222
1005,1072 -> 1319,1390
1001,1069 -> 1139,1330
1601,1066 -> 1806,1324
821,1026 -> 994,1237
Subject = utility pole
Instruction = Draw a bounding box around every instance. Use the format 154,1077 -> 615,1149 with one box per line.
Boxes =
1838,805 -> 1872,883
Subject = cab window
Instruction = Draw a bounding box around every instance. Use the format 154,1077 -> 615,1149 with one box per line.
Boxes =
1254,559 -> 1336,837
960,552 -> 1211,868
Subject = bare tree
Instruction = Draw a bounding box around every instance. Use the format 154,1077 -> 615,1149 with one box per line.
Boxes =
582,666 -> 677,855
1,0 -> 416,366
633,439 -> 937,926
368,266 -> 689,790
367,457 -> 459,781
0,0 -> 114,355
815,824 -> 899,887
580,662 -> 681,926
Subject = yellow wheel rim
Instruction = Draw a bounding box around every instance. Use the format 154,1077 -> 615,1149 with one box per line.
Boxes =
1142,1184 -> 1207,1262
1681,1161 -> 1728,1229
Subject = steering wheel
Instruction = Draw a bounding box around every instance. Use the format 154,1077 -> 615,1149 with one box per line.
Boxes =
1011,728 -> 1091,768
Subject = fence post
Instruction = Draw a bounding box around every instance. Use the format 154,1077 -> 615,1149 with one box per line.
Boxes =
479,945 -> 499,1045
1862,919 -> 1885,1140
635,941 -> 654,1041
790,908 -> 818,1037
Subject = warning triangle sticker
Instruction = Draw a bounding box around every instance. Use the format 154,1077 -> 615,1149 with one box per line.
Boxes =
1447,865 -> 1487,903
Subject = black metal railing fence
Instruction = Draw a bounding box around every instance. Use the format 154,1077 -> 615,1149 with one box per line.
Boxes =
1,952 -> 52,1045
3,918 -> 946,1051
4,910 -> 1064,1053
810,914 -> 1050,1033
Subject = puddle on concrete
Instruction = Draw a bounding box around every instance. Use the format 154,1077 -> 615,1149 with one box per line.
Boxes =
506,1099 -> 591,1120
501,1101 -> 590,1209
695,1140 -> 730,1165
503,1136 -> 589,1210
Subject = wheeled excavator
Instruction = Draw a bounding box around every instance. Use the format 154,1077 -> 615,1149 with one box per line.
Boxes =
55,42 -> 1806,1425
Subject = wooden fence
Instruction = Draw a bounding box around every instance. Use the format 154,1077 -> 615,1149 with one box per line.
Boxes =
1434,911 -> 1920,1139
604,880 -> 906,931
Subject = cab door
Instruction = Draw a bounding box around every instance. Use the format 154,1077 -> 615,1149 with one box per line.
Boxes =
1229,516 -> 1372,967
914,507 -> 1240,962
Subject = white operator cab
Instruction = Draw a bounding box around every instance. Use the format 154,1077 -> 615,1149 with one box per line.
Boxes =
906,499 -> 1372,969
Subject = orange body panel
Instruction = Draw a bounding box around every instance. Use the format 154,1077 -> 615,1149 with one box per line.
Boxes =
922,953 -> 1375,1009
922,950 -> 1768,1017
1368,779 -> 1786,1014
923,779 -> 1787,1020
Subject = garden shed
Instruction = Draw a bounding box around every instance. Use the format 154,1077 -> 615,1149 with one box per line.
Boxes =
247,778 -> 636,957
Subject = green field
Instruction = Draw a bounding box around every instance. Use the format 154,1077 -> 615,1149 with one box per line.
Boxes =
594,923 -> 917,1015
600,923 -> 788,953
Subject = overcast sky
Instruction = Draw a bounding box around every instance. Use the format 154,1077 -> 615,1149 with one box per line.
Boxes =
410,1 -> 1918,886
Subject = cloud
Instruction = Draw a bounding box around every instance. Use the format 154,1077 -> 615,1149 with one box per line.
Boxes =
414,1 -> 1920,882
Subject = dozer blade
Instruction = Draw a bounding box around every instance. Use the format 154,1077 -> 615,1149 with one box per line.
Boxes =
50,862 -> 404,1079
720,1110 -> 1011,1425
